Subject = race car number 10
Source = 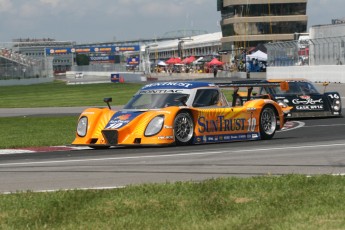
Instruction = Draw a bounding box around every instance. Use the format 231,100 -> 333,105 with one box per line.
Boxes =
247,118 -> 256,132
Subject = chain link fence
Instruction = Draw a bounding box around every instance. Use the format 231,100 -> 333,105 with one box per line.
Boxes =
265,35 -> 345,67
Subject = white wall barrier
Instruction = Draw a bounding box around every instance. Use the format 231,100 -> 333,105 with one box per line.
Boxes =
0,77 -> 53,86
267,65 -> 345,83
66,71 -> 147,83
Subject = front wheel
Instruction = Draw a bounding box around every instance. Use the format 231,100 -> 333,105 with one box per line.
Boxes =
174,112 -> 194,145
259,106 -> 277,140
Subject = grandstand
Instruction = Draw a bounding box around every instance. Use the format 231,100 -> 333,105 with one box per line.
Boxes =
0,46 -> 51,81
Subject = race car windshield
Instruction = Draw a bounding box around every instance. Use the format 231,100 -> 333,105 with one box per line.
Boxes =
265,82 -> 319,95
123,92 -> 190,109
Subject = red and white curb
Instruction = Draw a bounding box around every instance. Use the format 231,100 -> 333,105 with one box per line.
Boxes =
0,146 -> 90,155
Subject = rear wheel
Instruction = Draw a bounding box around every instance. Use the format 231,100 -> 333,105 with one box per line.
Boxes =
174,112 -> 194,145
259,106 -> 277,140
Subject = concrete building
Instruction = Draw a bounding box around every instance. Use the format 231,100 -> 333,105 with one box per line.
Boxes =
217,0 -> 308,50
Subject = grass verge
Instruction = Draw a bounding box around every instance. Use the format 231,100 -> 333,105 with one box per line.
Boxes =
0,81 -> 143,108
0,116 -> 76,148
1,175 -> 345,229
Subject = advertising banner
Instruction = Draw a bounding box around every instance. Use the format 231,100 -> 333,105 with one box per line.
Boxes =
111,73 -> 124,83
127,57 -> 140,65
90,55 -> 116,63
46,45 -> 140,55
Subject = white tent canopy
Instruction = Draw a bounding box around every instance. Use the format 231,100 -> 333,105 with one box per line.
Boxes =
193,57 -> 204,64
246,50 -> 267,62
157,60 -> 168,66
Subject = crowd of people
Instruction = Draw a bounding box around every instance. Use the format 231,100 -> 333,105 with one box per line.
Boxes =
0,48 -> 36,66
152,64 -> 222,74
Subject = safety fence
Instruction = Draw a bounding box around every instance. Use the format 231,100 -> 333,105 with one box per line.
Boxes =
265,35 -> 345,67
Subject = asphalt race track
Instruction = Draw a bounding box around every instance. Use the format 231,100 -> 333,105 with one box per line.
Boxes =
0,110 -> 345,193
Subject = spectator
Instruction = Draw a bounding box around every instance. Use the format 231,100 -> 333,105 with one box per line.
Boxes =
213,66 -> 218,78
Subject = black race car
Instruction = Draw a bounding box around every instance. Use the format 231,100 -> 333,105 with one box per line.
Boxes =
258,79 -> 342,118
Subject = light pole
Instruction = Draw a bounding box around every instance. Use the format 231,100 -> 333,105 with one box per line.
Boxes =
144,44 -> 158,75
178,37 -> 193,60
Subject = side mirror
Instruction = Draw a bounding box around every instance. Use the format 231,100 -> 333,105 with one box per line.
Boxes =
104,97 -> 112,109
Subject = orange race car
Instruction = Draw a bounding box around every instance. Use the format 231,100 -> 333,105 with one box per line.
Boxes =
72,81 -> 289,148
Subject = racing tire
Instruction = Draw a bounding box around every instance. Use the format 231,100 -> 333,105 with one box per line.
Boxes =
174,112 -> 194,145
259,106 -> 277,140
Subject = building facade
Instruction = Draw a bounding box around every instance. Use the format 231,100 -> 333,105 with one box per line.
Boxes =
218,0 -> 308,51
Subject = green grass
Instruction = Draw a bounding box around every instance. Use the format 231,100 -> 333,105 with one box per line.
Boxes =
1,175 -> 345,229
0,81 -> 143,108
0,116 -> 77,148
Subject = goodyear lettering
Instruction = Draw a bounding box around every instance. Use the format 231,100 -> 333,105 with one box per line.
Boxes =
198,116 -> 245,133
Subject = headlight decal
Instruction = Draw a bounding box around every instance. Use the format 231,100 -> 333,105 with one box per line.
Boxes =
277,100 -> 288,108
144,115 -> 165,137
333,99 -> 341,112
77,116 -> 88,137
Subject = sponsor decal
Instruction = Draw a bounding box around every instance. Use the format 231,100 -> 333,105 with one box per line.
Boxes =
296,105 -> 324,110
140,89 -> 184,94
292,98 -> 323,105
194,133 -> 260,143
223,135 -> 231,140
105,112 -> 142,129
197,116 -> 245,133
158,136 -> 174,140
252,134 -> 258,138
142,82 -> 193,89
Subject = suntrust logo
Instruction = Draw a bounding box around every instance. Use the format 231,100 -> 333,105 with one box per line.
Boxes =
197,116 -> 246,133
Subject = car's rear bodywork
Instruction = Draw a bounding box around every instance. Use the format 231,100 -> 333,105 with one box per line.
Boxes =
72,81 -> 287,148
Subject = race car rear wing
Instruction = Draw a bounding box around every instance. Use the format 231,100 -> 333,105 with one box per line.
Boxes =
215,81 -> 289,107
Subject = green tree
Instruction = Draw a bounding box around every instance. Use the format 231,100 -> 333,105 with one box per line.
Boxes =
76,54 -> 90,66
